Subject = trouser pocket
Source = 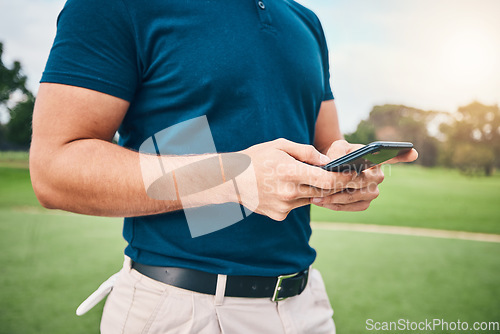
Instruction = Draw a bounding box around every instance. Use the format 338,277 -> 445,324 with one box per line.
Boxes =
100,259 -> 169,334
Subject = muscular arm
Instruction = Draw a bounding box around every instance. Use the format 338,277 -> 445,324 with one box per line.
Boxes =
30,84 -> 346,220
30,83 -> 184,217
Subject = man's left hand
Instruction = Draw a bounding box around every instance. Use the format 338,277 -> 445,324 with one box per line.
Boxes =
311,140 -> 418,211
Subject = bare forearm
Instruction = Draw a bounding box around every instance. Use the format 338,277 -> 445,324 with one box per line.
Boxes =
31,84 -> 364,220
314,100 -> 344,155
316,133 -> 344,155
30,139 -> 230,217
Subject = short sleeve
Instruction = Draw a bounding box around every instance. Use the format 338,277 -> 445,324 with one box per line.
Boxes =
41,0 -> 140,102
317,22 -> 334,101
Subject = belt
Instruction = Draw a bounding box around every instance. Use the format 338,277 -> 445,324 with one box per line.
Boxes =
131,261 -> 309,302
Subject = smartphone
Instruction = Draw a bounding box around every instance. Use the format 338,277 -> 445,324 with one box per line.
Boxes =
321,141 -> 413,173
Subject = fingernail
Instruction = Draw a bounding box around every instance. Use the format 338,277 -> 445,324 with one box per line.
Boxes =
312,198 -> 323,204
320,154 -> 330,164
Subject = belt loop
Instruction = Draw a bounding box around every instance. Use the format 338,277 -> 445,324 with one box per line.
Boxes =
214,274 -> 227,306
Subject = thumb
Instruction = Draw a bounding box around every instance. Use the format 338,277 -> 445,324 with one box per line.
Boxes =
276,139 -> 330,166
326,140 -> 361,160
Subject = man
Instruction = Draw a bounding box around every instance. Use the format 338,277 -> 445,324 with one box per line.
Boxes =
30,0 -> 417,333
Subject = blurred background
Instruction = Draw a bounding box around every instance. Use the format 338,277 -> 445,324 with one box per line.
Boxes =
0,0 -> 499,333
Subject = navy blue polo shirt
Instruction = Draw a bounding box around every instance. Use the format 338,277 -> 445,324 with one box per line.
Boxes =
42,0 -> 334,276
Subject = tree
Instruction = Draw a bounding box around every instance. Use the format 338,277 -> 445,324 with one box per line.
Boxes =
5,95 -> 35,148
0,42 -> 30,106
441,102 -> 500,176
0,41 -> 34,149
451,143 -> 494,176
344,120 -> 376,145
346,104 -> 440,166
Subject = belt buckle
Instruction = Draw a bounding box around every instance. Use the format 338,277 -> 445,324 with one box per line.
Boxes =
271,272 -> 299,302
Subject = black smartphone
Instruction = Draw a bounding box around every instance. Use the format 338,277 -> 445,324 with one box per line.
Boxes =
321,141 -> 413,173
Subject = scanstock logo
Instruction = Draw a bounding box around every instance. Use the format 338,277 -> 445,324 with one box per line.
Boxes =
139,116 -> 259,238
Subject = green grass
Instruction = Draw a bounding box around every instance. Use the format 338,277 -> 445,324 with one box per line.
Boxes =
0,167 -> 39,208
0,151 -> 29,168
311,229 -> 500,333
0,151 -> 29,161
0,164 -> 499,333
0,164 -> 125,334
0,211 -> 124,334
1,211 -> 498,334
312,164 -> 500,234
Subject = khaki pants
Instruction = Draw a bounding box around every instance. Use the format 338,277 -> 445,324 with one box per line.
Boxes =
101,257 -> 335,334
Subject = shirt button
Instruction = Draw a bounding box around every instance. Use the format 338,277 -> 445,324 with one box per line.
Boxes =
258,1 -> 266,9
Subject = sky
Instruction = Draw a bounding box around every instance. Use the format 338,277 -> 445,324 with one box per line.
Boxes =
1,0 -> 499,132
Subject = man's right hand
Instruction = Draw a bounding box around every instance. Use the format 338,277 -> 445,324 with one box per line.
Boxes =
240,138 -> 367,221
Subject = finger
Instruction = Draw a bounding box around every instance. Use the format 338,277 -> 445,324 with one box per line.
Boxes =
329,165 -> 384,190
283,149 -> 383,191
296,197 -> 316,208
295,184 -> 340,199
362,165 -> 385,181
312,186 -> 379,205
291,162 -> 359,191
348,166 -> 385,188
325,140 -> 353,160
289,197 -> 317,211
269,197 -> 317,221
298,166 -> 382,192
385,148 -> 419,164
317,200 -> 372,212
272,182 -> 339,203
275,138 -> 330,166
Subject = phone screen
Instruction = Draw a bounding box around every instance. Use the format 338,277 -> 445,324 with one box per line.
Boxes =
322,142 -> 413,173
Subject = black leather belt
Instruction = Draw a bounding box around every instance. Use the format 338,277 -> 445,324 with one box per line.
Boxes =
131,261 -> 309,302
